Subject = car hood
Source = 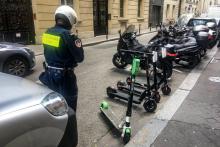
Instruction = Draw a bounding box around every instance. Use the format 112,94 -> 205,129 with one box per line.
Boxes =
0,42 -> 25,47
0,72 -> 52,116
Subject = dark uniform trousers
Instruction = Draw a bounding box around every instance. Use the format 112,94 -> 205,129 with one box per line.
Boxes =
40,67 -> 78,112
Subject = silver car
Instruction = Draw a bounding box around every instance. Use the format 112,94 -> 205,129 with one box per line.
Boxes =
0,42 -> 36,77
0,72 -> 77,147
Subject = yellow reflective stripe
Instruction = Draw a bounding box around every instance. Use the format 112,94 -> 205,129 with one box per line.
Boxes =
42,33 -> 60,47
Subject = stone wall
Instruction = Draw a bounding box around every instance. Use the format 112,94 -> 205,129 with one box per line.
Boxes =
32,0 -> 151,44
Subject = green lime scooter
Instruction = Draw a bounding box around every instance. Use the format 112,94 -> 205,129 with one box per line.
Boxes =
100,57 -> 140,144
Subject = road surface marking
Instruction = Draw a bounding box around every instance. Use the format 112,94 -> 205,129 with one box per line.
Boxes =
209,77 -> 220,82
173,68 -> 183,73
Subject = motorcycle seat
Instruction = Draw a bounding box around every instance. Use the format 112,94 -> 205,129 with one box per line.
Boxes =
166,37 -> 197,50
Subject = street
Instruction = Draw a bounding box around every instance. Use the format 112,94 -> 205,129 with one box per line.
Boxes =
1,0 -> 220,146
25,33 -> 193,147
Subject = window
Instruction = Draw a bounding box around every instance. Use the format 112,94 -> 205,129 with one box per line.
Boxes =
120,0 -> 124,17
172,5 -> 175,18
137,0 -> 142,17
166,4 -> 170,18
61,0 -> 73,7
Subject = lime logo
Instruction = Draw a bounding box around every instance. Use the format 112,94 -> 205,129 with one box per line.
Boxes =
42,33 -> 60,48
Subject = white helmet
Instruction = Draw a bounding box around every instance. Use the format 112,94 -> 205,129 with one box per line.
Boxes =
55,5 -> 78,29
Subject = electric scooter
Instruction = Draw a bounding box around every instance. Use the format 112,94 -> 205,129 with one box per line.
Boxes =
100,57 -> 141,144
117,47 -> 171,99
106,50 -> 157,112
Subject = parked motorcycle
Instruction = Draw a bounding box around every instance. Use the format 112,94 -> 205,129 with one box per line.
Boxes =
112,25 -> 175,78
148,24 -> 209,68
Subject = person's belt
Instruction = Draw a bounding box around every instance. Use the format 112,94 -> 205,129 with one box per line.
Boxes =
47,65 -> 65,70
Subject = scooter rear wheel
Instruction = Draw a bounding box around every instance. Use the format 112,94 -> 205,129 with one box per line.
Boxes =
100,101 -> 109,109
106,87 -> 116,99
117,81 -> 126,90
152,92 -> 161,103
143,99 -> 157,112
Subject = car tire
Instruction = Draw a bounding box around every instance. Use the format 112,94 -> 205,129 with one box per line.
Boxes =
3,56 -> 29,77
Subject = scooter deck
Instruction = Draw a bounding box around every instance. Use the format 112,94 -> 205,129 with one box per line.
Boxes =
120,85 -> 145,96
100,106 -> 122,131
112,89 -> 142,104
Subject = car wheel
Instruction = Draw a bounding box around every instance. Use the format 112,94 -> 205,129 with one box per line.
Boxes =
3,57 -> 29,77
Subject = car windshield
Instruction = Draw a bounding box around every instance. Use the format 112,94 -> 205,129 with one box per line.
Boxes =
177,14 -> 194,27
187,19 -> 215,27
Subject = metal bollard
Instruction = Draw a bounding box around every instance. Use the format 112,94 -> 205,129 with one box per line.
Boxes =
149,23 -> 152,31
139,24 -> 141,34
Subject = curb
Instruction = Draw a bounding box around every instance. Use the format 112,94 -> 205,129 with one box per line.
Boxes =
34,31 -> 157,56
83,31 -> 157,47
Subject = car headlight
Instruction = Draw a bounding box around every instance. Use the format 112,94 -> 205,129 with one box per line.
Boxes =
41,92 -> 68,116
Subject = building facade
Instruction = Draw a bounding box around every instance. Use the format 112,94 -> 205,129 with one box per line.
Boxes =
0,0 -> 183,44
32,0 -> 151,44
180,0 -> 201,16
162,0 -> 180,24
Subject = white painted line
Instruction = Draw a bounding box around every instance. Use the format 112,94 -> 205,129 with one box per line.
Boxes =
126,46 -> 218,147
209,77 -> 220,82
179,72 -> 201,91
173,68 -> 183,73
126,119 -> 168,147
155,89 -> 190,120
179,47 -> 218,91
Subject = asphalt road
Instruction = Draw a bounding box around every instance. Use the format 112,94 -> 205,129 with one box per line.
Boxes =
26,33 -> 191,147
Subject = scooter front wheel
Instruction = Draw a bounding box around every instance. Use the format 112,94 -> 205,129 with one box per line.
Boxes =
143,99 -> 157,112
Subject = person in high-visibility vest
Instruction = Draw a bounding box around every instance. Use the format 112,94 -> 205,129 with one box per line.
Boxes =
39,5 -> 84,146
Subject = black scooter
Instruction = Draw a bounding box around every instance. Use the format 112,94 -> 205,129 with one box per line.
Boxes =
117,48 -> 171,98
107,50 -> 158,112
100,57 -> 141,144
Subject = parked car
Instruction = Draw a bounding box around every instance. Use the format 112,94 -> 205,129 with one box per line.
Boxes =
0,72 -> 77,147
187,18 -> 218,43
0,42 -> 36,77
187,18 -> 217,28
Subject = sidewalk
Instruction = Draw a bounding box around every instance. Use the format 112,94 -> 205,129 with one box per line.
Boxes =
27,28 -> 157,56
126,47 -> 220,147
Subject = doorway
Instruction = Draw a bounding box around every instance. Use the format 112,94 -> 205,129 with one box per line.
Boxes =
152,5 -> 162,26
0,0 -> 35,44
93,0 -> 108,36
